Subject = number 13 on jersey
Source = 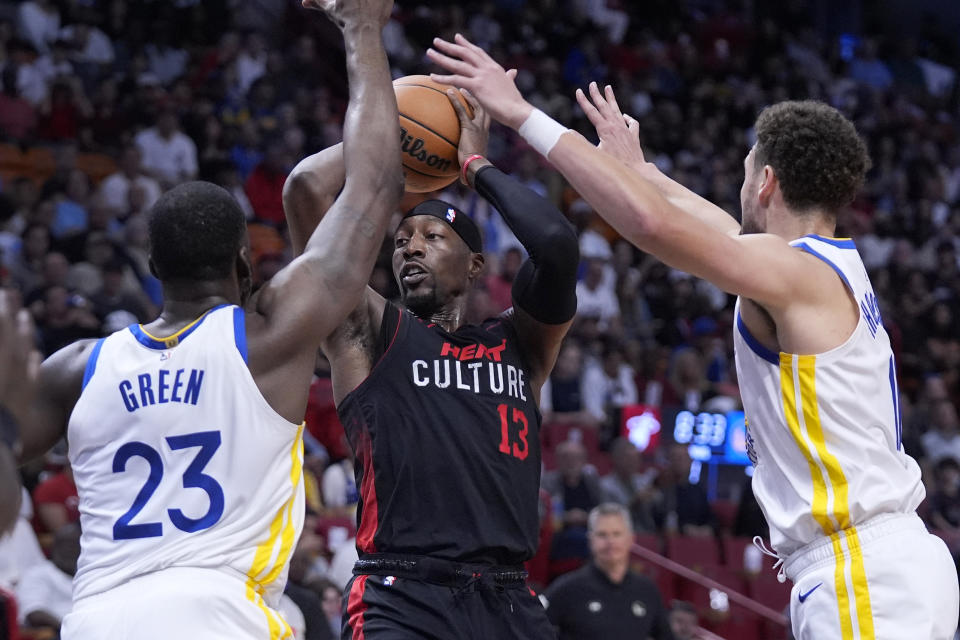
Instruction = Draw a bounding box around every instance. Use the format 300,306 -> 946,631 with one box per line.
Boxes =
497,403 -> 529,461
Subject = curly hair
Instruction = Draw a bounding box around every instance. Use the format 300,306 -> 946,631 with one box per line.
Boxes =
754,101 -> 870,214
148,181 -> 246,281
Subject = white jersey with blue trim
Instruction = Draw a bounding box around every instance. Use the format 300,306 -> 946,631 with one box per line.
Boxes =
733,235 -> 924,557
68,305 -> 304,611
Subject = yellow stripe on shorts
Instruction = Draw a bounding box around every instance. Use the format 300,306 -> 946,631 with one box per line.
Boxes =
244,425 -> 304,640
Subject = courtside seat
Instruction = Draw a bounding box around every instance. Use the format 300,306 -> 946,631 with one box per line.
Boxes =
711,499 -> 737,532
76,152 -> 118,184
745,572 -> 792,613
721,535 -> 753,569
665,535 -> 721,571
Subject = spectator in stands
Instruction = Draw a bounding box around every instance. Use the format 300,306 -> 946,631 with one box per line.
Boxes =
484,245 -> 522,313
544,503 -> 673,640
284,541 -> 335,640
313,577 -> 344,640
244,137 -> 290,227
733,476 -> 769,539
98,144 -> 161,217
16,0 -> 60,55
31,453 -> 78,535
654,444 -> 715,537
576,255 -> 621,333
928,457 -> 960,534
0,65 -> 37,141
669,600 -> 700,640
582,338 -> 638,441
37,78 -> 91,142
134,109 -> 198,187
543,440 -> 604,568
600,437 -> 657,533
50,167 -> 90,237
89,257 -> 151,323
8,223 -> 50,293
0,489 -> 46,592
541,339 -> 600,428
321,446 -> 358,518
921,381 -> 960,465
35,284 -> 99,354
15,522 -> 78,632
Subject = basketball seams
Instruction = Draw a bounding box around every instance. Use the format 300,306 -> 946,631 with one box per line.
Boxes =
398,114 -> 458,156
394,75 -> 467,192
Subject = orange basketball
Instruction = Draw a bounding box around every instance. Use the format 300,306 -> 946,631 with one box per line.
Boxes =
393,75 -> 473,193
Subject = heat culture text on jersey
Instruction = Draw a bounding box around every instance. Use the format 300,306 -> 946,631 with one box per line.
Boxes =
410,339 -> 528,401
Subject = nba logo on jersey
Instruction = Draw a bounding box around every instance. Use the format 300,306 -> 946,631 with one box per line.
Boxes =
383,576 -> 396,586
446,208 -> 456,223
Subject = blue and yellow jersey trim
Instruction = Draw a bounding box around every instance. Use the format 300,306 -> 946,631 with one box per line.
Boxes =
129,305 -> 229,350
243,424 -> 305,640
780,354 -> 874,639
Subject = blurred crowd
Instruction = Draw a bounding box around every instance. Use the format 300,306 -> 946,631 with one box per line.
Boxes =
3,0 -> 960,637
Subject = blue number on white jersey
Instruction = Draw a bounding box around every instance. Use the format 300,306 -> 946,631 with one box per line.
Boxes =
111,430 -> 225,540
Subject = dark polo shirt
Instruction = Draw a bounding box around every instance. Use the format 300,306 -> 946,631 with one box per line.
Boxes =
544,563 -> 674,640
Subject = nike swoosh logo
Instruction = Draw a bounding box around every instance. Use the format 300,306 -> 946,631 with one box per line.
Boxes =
798,582 -> 823,603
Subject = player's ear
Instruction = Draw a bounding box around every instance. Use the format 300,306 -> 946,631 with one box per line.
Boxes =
468,252 -> 485,281
758,164 -> 777,207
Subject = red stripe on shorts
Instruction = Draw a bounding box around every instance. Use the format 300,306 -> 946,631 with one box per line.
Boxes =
347,575 -> 370,640
355,428 -> 379,553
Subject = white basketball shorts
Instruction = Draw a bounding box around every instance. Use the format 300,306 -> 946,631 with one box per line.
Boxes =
783,513 -> 959,640
61,566 -> 294,640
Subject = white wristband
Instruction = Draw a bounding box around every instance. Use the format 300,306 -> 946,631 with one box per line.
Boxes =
518,109 -> 569,157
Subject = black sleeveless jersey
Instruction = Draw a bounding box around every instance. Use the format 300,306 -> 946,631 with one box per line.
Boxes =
338,302 -> 542,565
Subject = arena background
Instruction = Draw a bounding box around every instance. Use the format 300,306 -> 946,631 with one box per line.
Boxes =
1,1 -> 960,638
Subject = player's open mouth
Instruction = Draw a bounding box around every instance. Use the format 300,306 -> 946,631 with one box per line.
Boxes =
401,264 -> 429,285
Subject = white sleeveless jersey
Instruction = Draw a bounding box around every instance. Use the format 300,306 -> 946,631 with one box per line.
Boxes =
733,235 -> 924,557
68,305 -> 304,611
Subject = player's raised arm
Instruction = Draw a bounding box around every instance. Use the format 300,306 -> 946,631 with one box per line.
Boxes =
427,35 -> 823,310
283,142 -> 344,258
254,0 -> 401,343
447,89 -> 578,389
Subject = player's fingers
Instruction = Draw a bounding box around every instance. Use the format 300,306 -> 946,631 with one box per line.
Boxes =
430,72 -> 471,90
575,88 -> 603,123
624,114 -> 641,137
454,33 -> 489,60
431,37 -> 477,65
426,48 -> 474,77
588,81 -> 611,117
26,350 -> 41,384
506,68 -> 518,81
446,89 -> 470,125
604,85 -> 623,117
459,88 -> 485,122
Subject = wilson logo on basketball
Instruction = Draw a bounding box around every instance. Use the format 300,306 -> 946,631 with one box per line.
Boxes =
399,127 -> 454,173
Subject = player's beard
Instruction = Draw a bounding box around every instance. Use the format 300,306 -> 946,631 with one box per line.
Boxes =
402,286 -> 442,319
740,202 -> 765,235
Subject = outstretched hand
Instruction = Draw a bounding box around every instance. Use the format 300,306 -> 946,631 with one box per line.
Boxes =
0,290 -> 40,423
302,0 -> 393,29
427,34 -> 532,130
575,82 -> 645,170
446,88 -> 489,167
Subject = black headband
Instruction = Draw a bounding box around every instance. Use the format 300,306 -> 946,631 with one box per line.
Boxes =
401,200 -> 483,253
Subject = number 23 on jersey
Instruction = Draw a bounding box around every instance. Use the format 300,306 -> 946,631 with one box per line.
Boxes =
111,430 -> 224,540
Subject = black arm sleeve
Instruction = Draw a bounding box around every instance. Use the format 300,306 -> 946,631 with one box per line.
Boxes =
474,165 -> 579,324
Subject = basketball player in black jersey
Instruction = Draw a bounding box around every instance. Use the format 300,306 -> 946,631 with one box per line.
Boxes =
284,92 -> 578,639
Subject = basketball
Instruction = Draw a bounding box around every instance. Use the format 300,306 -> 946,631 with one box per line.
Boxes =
393,75 -> 473,193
